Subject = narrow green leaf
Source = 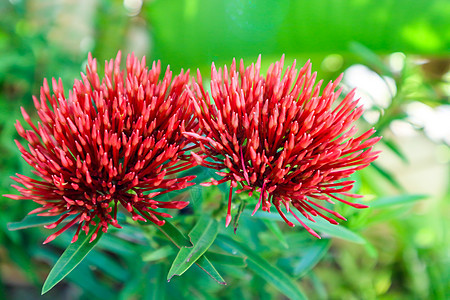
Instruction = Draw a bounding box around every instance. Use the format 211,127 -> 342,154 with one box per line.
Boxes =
262,219 -> 289,249
41,227 -> 104,294
144,263 -> 166,300
365,207 -> 414,226
349,41 -> 393,76
33,247 -> 115,299
142,245 -> 175,262
195,256 -> 227,285
293,240 -> 331,277
371,162 -> 404,191
7,214 -> 75,231
382,139 -> 408,163
118,270 -> 145,300
68,263 -> 116,299
167,216 -> 219,280
308,271 -> 328,300
305,218 -> 366,243
250,210 -> 366,244
233,199 -> 247,233
363,240 -> 379,259
206,251 -> 247,267
155,219 -> 226,285
97,234 -> 138,257
157,166 -> 216,202
157,219 -> 193,248
370,194 -> 428,208
217,234 -> 307,300
376,112 -> 408,133
85,250 -> 129,282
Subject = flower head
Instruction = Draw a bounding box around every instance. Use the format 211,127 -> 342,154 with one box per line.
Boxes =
186,55 -> 381,237
5,51 -> 198,243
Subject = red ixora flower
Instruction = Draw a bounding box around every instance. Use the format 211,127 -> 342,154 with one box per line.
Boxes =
185,55 -> 381,238
4,51 -> 198,243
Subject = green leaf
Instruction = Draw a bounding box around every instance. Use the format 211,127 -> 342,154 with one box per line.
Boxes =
363,240 -> 379,259
41,226 -> 104,294
7,214 -> 75,231
118,270 -> 145,300
233,198 -> 247,233
375,112 -> 408,133
370,194 -> 428,208
306,218 -> 366,244
144,263 -> 166,300
157,166 -> 216,204
308,271 -> 328,300
195,255 -> 227,285
33,247 -> 115,299
157,219 -> 193,248
250,210 -> 367,244
217,234 -> 307,300
155,218 -> 226,285
262,219 -> 289,249
349,41 -> 393,76
206,251 -> 247,267
68,263 -> 116,299
371,162 -> 404,191
85,250 -> 129,282
365,207 -> 413,226
51,230 -> 139,275
382,139 -> 408,163
97,234 -> 139,257
293,239 -> 331,277
167,215 -> 219,280
142,245 -> 175,262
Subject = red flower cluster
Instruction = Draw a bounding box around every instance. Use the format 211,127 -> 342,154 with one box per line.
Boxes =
186,56 -> 381,237
6,52 -> 381,242
5,52 -> 198,243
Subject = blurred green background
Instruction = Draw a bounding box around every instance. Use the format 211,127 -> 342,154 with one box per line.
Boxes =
0,0 -> 449,299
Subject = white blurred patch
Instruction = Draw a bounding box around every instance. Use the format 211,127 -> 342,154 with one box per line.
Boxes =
423,105 -> 450,145
405,101 -> 435,128
362,109 -> 381,125
123,0 -> 143,16
404,102 -> 450,145
388,52 -> 406,74
390,120 -> 417,137
344,64 -> 396,109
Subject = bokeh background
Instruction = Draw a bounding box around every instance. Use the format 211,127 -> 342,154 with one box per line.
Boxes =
0,0 -> 449,299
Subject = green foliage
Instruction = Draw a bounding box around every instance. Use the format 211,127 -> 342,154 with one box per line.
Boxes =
146,0 -> 450,71
42,226 -> 104,294
158,218 -> 225,284
252,210 -> 367,244
8,215 -> 74,231
217,234 -> 307,300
